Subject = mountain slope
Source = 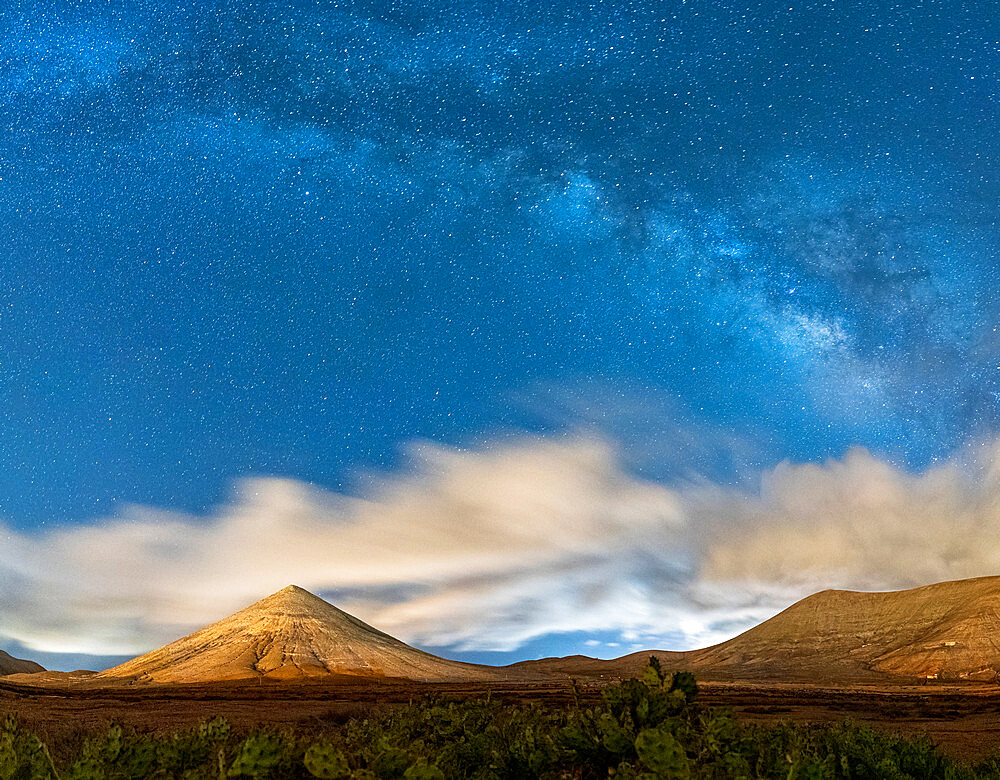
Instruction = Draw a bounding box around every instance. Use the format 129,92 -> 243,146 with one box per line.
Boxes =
521,576 -> 1000,684
97,586 -> 505,684
0,649 -> 44,676
684,575 -> 1000,681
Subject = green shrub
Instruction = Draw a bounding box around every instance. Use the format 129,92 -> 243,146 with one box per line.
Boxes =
67,723 -> 158,780
0,715 -> 56,780
227,733 -> 288,778
635,725 -> 689,777
303,742 -> 350,779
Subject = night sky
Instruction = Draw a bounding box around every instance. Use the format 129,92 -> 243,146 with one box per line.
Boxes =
1,1 -> 998,669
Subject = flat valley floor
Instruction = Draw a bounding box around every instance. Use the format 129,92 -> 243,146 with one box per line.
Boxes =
4,679 -> 1000,763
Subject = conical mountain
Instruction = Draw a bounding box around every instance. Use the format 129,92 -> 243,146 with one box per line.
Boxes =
0,649 -> 44,676
97,586 -> 504,684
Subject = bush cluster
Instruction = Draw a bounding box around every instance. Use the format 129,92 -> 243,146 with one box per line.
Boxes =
0,660 -> 993,778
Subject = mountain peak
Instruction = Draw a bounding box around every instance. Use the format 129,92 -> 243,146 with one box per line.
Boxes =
277,584 -> 310,595
256,584 -> 328,607
96,586 -> 502,684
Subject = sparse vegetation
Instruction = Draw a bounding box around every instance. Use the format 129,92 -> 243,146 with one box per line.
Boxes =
1,660 -> 997,778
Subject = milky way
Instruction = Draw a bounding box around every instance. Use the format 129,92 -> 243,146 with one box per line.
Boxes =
0,1 -> 997,667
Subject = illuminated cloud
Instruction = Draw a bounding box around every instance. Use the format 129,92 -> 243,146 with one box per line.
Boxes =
701,443 -> 1000,591
0,437 -> 684,657
4,436 -> 1000,666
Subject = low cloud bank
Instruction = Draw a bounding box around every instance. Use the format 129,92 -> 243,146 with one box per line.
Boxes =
702,443 -> 1000,590
3,437 -> 1000,662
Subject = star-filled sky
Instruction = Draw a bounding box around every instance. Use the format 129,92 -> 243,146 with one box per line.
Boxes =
1,0 -> 998,671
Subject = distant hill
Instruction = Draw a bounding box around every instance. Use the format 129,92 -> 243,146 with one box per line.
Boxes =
522,576 -> 1000,684
96,585 -> 509,684
0,649 -> 44,676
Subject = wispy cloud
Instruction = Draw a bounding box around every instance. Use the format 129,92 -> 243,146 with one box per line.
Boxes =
4,435 -> 1000,665
0,437 -> 684,657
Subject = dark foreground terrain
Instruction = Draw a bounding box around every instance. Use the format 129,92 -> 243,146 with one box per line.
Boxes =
0,677 -> 587,740
706,682 -> 1000,762
5,676 -> 1000,763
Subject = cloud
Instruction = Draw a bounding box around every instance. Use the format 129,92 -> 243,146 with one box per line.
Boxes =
5,435 -> 1000,665
700,443 -> 1000,591
0,437 -> 685,657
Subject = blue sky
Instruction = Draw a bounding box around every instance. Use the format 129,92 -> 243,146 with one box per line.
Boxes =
0,0 -> 997,670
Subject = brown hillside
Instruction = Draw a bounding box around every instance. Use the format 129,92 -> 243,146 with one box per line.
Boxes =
521,576 -> 1000,684
685,575 -> 1000,681
0,649 -> 44,676
97,586 -> 508,684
